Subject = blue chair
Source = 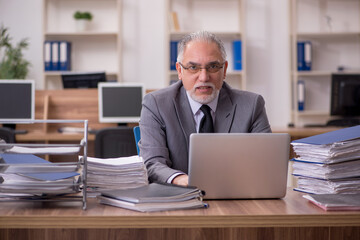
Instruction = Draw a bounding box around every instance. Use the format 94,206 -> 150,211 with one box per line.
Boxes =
133,126 -> 141,155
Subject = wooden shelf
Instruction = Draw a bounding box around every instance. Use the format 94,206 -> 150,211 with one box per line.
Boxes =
289,0 -> 360,127
166,0 -> 245,89
42,0 -> 122,89
45,31 -> 118,37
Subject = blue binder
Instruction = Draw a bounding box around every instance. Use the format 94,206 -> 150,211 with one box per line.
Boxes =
297,42 -> 304,71
303,41 -> 312,71
44,41 -> 52,71
297,41 -> 312,71
292,125 -> 360,145
51,41 -> 60,71
170,41 -> 178,70
232,40 -> 242,70
59,41 -> 71,71
297,80 -> 305,111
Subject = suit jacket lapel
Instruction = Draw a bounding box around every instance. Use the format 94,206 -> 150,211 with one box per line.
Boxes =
215,84 -> 236,133
173,86 -> 196,147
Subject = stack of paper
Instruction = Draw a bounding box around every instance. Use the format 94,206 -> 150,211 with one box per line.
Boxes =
98,183 -> 207,212
291,125 -> 360,194
86,155 -> 148,196
303,193 -> 360,211
0,153 -> 80,197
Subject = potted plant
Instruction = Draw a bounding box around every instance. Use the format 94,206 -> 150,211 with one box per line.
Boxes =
73,11 -> 93,31
0,25 -> 30,79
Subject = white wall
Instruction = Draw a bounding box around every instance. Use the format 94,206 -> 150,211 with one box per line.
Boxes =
0,0 -> 291,128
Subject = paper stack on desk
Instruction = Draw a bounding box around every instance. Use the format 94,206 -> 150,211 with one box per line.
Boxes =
0,153 -> 80,197
98,183 -> 207,212
85,155 -> 148,197
291,125 -> 360,194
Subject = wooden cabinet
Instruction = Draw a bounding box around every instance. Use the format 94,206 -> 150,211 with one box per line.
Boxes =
165,0 -> 246,89
42,0 -> 122,89
289,0 -> 360,127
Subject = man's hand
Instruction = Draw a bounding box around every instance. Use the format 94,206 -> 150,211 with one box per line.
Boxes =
172,174 -> 188,186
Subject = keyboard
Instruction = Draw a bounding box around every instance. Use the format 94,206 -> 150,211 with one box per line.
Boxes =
326,119 -> 360,127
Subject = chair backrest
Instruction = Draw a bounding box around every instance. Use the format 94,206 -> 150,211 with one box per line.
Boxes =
94,127 -> 138,158
0,127 -> 16,143
133,126 -> 141,155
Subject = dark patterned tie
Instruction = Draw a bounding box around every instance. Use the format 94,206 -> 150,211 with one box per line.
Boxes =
199,105 -> 214,133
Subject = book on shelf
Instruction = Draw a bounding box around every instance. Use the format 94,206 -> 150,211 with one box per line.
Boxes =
44,40 -> 71,71
98,183 -> 207,212
169,11 -> 180,32
303,193 -> 360,211
297,80 -> 305,111
44,41 -> 52,71
291,125 -> 360,194
297,41 -> 312,71
51,41 -> 60,71
170,41 -> 178,71
232,40 -> 242,71
59,41 -> 71,71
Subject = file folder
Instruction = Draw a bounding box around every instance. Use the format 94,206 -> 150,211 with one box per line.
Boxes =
232,40 -> 242,70
292,125 -> 360,145
44,41 -> 52,71
59,41 -> 71,71
170,41 -> 178,71
51,41 -> 60,71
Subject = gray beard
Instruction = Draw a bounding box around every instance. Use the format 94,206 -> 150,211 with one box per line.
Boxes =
189,88 -> 219,104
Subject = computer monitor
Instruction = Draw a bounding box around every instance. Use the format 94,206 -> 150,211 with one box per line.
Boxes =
331,73 -> 360,116
328,73 -> 360,126
98,82 -> 145,124
61,72 -> 106,88
0,80 -> 35,122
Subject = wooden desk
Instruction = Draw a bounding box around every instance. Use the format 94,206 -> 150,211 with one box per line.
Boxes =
1,189 -> 359,240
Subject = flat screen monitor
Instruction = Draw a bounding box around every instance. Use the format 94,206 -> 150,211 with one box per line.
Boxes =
98,82 -> 145,123
0,80 -> 35,122
61,72 -> 106,88
330,73 -> 360,117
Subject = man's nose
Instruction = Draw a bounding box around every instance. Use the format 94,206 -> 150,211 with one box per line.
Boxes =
198,68 -> 210,81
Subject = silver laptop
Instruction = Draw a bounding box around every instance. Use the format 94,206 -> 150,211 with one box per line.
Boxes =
188,133 -> 290,199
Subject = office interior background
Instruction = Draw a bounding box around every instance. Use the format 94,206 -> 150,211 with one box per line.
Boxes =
1,0 -> 358,128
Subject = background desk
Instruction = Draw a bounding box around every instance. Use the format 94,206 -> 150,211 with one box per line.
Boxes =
1,189 -> 359,240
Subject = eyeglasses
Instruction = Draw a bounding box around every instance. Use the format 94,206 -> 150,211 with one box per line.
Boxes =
179,62 -> 225,74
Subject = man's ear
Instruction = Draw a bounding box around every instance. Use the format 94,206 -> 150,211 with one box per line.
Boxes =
176,62 -> 182,80
223,61 -> 228,79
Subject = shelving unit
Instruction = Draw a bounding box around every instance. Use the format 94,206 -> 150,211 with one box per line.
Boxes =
0,119 -> 88,210
289,0 -> 360,127
165,0 -> 246,89
42,0 -> 122,89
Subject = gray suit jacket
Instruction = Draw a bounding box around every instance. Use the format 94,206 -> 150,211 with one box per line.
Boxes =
139,81 -> 271,183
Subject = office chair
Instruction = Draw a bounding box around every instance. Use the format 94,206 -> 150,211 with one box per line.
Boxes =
0,127 -> 16,143
94,127 -> 138,158
133,126 -> 140,155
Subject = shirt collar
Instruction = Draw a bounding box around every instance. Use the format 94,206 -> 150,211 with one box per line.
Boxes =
186,91 -> 219,115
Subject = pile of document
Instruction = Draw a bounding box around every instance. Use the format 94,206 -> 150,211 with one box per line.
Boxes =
98,183 -> 207,212
303,193 -> 360,211
86,155 -> 148,197
291,126 -> 360,194
0,153 -> 80,198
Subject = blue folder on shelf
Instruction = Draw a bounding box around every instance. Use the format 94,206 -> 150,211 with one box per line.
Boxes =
44,41 -> 52,71
170,41 -> 178,71
59,41 -> 71,71
292,125 -> 360,145
232,40 -> 242,70
51,41 -> 60,71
